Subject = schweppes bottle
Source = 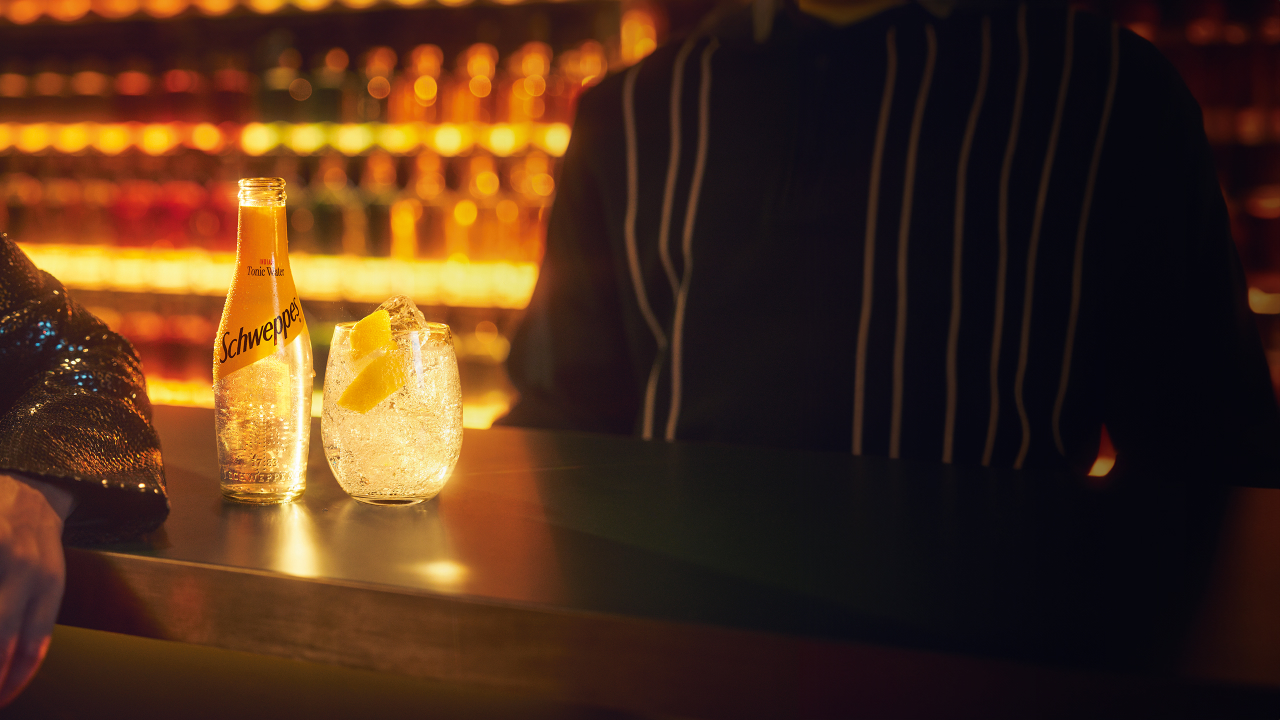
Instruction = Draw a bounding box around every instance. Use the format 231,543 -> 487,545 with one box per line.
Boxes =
214,177 -> 314,503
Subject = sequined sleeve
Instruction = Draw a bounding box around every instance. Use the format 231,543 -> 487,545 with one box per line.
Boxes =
0,235 -> 169,543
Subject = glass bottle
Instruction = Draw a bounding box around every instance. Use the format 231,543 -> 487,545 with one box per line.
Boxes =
213,177 -> 313,503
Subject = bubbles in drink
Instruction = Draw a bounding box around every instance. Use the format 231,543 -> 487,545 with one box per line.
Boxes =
322,300 -> 462,505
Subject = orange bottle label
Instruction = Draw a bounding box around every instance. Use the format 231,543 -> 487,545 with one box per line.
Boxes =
213,205 -> 308,382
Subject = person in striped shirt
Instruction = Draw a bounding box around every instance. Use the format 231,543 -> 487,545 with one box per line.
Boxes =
500,0 -> 1280,486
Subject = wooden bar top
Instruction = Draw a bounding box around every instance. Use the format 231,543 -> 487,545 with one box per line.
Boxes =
54,405 -> 1280,718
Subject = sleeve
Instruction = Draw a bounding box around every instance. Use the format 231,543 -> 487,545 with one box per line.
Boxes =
1094,33 -> 1280,489
498,87 -> 642,434
0,234 -> 170,543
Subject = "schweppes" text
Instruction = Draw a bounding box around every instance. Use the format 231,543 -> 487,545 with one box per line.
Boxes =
219,297 -> 302,364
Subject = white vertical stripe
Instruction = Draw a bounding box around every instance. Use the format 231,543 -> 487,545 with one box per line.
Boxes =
982,4 -> 1028,467
853,27 -> 897,456
1053,23 -> 1120,456
666,37 -> 719,442
623,63 -> 669,440
889,24 -> 937,459
658,38 -> 699,297
1013,9 -> 1075,469
943,17 -> 991,464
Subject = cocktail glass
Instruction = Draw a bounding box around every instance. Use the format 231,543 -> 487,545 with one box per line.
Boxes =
321,297 -> 463,505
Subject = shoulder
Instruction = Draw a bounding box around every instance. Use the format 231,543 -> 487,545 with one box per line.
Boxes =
0,234 -> 45,300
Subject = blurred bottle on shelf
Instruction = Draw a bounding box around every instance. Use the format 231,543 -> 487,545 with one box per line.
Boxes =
211,53 -> 252,124
360,46 -> 397,123
261,47 -> 302,123
69,57 -> 113,122
361,150 -> 398,255
310,47 -> 349,123
411,150 -> 447,258
113,56 -> 155,122
506,42 -> 552,123
388,44 -> 442,124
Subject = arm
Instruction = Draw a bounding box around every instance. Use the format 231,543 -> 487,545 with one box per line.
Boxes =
0,234 -> 169,541
1094,34 -> 1280,488
500,90 -> 641,434
0,234 -> 169,705
0,473 -> 72,706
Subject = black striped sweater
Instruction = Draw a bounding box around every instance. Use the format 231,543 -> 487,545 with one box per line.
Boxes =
502,0 -> 1280,484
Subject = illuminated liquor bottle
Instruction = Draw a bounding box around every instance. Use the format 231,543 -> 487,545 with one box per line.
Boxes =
213,177 -> 314,503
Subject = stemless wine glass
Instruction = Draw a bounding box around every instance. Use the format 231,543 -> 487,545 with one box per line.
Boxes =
321,311 -> 463,505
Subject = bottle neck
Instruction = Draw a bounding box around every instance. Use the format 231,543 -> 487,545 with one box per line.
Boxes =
237,204 -> 288,261
239,177 -> 286,207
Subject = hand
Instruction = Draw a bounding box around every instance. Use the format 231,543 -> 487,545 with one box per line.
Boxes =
0,473 -> 74,707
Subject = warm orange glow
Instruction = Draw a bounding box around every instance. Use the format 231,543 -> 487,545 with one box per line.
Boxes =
390,198 -> 422,259
454,199 -> 478,226
190,122 -> 223,152
1250,287 -> 1280,315
621,8 -> 659,65
240,123 -> 278,155
115,71 -> 151,96
432,124 -> 465,155
496,199 -> 519,224
93,0 -> 139,17
520,43 -> 551,77
364,47 -> 397,77
466,44 -> 498,78
147,378 -> 216,410
474,170 -> 500,196
143,0 -> 188,17
16,124 -> 51,153
322,164 -> 347,190
0,125 -> 13,152
162,69 -> 195,93
53,123 -> 91,153
246,0 -> 285,11
530,173 -> 555,197
193,0 -> 235,13
32,72 -> 65,96
48,0 -> 92,20
289,78 -> 313,101
367,76 -> 391,99
538,123 -> 570,156
69,70 -> 107,95
1247,185 -> 1280,219
292,0 -> 331,9
325,48 -> 350,73
411,45 -> 443,76
378,124 -> 418,154
0,74 -> 27,98
1087,455 -> 1115,478
95,124 -> 131,154
6,0 -> 42,23
469,75 -> 492,98
288,124 -> 326,154
20,243 -> 538,309
414,76 -> 438,105
333,124 -> 373,154
487,124 -> 517,155
140,124 -> 179,154
523,74 -> 546,97
0,120 -> 563,158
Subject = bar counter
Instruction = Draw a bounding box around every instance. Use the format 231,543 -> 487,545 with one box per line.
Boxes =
25,406 -> 1280,717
